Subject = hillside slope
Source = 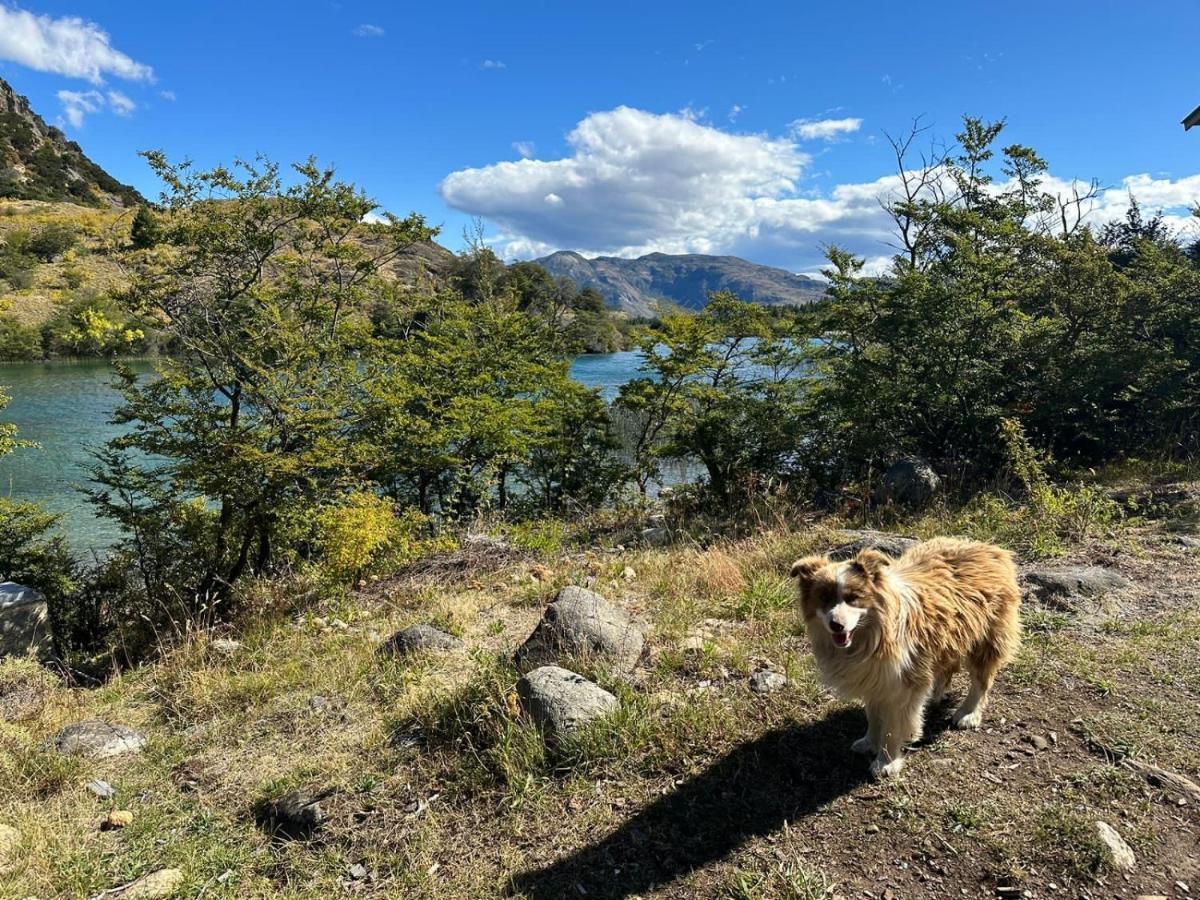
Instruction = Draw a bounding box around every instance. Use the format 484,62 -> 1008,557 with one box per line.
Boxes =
2,479 -> 1198,897
0,79 -> 144,208
535,250 -> 827,315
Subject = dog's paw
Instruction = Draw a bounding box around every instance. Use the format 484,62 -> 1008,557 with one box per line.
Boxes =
952,709 -> 983,730
870,755 -> 905,779
851,735 -> 875,755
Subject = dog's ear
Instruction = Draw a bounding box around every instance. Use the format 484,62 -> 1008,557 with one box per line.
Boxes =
789,555 -> 829,583
852,548 -> 891,579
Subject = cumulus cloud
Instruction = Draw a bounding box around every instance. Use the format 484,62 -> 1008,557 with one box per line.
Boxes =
158,89 -> 176,101
353,23 -> 385,37
512,140 -> 535,159
728,104 -> 744,122
789,117 -> 863,141
440,106 -> 1200,272
479,59 -> 506,70
57,89 -> 104,127
0,5 -> 152,84
106,89 -> 135,116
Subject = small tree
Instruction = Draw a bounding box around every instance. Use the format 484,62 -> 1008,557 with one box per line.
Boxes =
128,205 -> 162,249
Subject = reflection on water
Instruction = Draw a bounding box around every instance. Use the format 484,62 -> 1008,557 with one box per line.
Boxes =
0,353 -> 647,556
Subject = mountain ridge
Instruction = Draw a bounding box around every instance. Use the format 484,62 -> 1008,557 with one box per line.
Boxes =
0,77 -> 144,208
533,249 -> 827,316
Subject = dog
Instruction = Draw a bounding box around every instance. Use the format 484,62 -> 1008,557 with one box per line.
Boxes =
790,537 -> 1020,778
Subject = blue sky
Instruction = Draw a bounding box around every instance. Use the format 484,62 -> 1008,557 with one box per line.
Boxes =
2,0 -> 1198,273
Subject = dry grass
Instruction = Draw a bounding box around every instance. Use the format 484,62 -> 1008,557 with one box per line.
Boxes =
2,484 -> 1199,897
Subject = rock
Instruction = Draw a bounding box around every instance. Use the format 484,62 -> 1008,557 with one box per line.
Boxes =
119,867 -> 185,899
381,624 -> 463,656
101,809 -> 133,830
308,695 -> 332,714
1095,820 -> 1136,871
263,789 -> 328,837
1022,565 -> 1132,605
516,666 -> 618,739
678,634 -> 708,654
210,638 -> 241,654
749,670 -> 788,694
1025,734 -> 1050,752
50,721 -> 146,759
829,530 -> 919,562
0,582 -> 51,659
514,586 -> 644,674
640,526 -> 671,547
1177,534 -> 1200,549
621,566 -> 636,581
348,862 -> 368,880
875,457 -> 941,507
87,779 -> 117,799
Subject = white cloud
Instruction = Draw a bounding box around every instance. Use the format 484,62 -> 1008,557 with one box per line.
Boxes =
789,117 -> 863,141
513,140 -> 535,159
158,89 -> 176,101
353,24 -> 385,37
440,106 -> 1200,273
106,89 -> 135,116
480,59 -> 506,70
0,5 -> 152,84
57,89 -> 103,127
728,104 -> 744,122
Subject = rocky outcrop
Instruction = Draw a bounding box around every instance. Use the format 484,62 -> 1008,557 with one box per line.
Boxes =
382,624 -> 463,656
49,721 -> 146,759
517,666 -> 618,739
829,531 -> 919,561
875,457 -> 942,507
515,586 -> 644,674
1021,565 -> 1132,603
0,582 -> 51,660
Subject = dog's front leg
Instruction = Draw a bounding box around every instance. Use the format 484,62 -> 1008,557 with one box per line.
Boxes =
870,693 -> 925,778
852,702 -> 883,754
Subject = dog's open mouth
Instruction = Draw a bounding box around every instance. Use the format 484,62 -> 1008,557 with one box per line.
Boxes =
832,629 -> 853,648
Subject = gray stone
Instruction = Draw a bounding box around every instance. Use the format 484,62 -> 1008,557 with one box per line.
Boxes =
50,721 -> 146,759
265,789 -> 328,837
1022,565 -> 1132,604
0,582 -> 51,659
87,779 -> 117,799
515,586 -> 644,674
640,526 -> 671,547
1177,534 -> 1200,549
875,457 -> 942,507
829,530 -> 919,562
382,624 -> 463,656
348,863 -> 368,880
1095,820 -> 1136,871
517,665 -> 618,738
749,670 -> 787,694
210,638 -> 241,654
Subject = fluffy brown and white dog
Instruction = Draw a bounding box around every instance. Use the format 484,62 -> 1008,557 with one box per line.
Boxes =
791,538 -> 1021,778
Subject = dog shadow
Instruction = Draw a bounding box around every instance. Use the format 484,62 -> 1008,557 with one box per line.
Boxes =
509,706 -> 935,899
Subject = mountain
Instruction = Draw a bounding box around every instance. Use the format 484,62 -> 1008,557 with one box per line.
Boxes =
0,78 -> 144,208
533,250 -> 827,316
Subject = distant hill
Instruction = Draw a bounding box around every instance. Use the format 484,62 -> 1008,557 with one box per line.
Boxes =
0,78 -> 144,208
533,250 -> 827,316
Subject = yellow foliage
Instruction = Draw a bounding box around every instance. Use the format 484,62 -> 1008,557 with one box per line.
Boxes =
315,493 -> 438,578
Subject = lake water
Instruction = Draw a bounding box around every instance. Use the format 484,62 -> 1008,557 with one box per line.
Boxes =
0,353 -> 646,556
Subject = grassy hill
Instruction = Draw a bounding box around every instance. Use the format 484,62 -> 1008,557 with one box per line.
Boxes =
2,472 -> 1198,898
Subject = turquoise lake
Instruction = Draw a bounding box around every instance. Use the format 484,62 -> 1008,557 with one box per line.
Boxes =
0,352 -> 645,556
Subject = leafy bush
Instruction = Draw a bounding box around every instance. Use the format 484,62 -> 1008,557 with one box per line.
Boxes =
314,493 -> 437,578
0,314 -> 42,359
25,223 -> 77,261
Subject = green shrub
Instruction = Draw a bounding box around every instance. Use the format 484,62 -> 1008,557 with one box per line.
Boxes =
0,314 -> 42,359
25,223 -> 77,261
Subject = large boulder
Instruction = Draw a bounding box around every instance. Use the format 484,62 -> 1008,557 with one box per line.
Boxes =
0,582 -> 51,659
1022,565 -> 1132,604
514,586 -> 644,674
875,457 -> 942,508
517,666 -> 618,739
829,530 -> 919,561
381,624 -> 463,656
50,721 -> 146,759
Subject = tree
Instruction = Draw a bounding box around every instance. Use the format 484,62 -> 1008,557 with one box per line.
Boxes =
92,153 -> 436,617
129,205 -> 163,249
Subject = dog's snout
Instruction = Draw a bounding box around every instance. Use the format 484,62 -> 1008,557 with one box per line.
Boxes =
829,619 -> 845,633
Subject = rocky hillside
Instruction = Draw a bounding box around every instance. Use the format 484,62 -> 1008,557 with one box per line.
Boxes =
0,78 -> 144,208
534,250 -> 827,316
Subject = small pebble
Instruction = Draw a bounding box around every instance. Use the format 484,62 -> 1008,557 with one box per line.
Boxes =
87,779 -> 117,799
